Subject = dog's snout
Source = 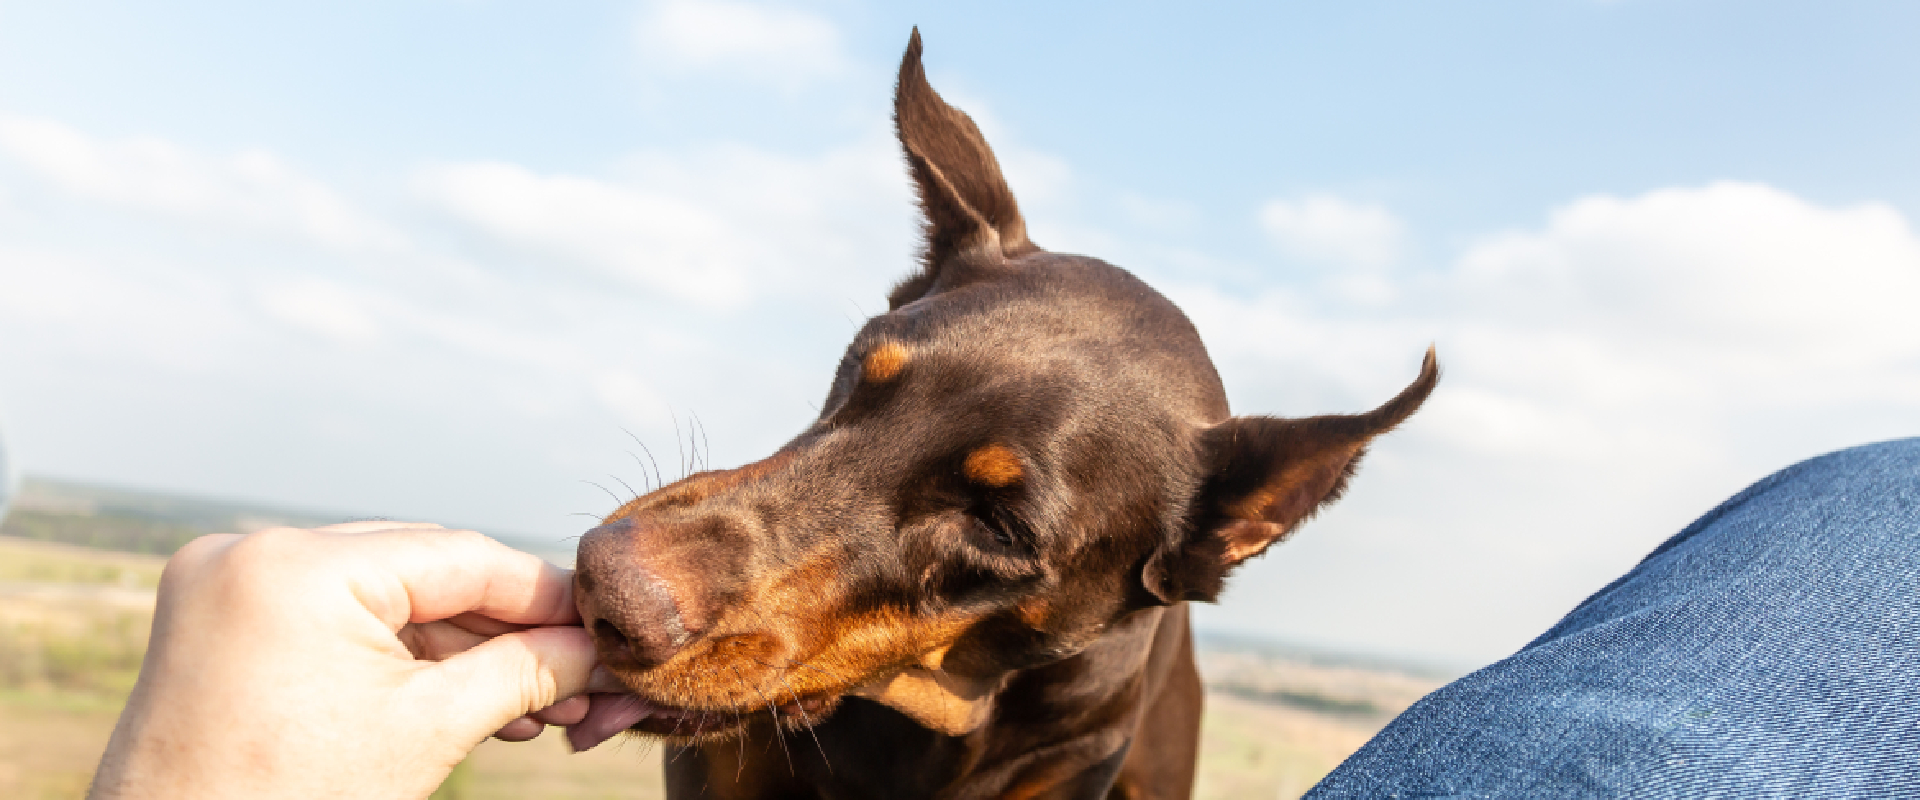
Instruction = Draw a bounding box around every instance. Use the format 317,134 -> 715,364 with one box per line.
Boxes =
575,521 -> 694,668
574,517 -> 744,670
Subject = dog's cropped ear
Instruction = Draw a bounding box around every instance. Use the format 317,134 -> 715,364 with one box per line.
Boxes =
889,28 -> 1038,309
1145,349 -> 1439,604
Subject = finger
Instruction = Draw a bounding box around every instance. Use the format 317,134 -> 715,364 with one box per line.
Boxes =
493,693 -> 591,742
396,620 -> 492,661
317,521 -> 446,534
532,694 -> 590,726
585,666 -> 628,694
493,716 -> 545,742
416,625 -> 598,741
159,533 -> 245,586
151,533 -> 246,619
440,610 -> 536,638
325,528 -> 579,630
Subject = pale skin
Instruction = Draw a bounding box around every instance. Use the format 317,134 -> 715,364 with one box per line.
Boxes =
88,522 -> 627,800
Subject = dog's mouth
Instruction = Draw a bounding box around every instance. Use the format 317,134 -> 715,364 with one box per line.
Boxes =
572,632 -> 849,748
566,689 -> 842,751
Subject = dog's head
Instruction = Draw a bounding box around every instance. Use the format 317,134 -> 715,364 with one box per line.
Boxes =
572,31 -> 1435,743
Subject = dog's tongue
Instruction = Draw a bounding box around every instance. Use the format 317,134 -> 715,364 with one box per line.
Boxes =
567,693 -> 658,752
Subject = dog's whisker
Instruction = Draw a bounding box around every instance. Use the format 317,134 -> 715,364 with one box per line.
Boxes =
776,669 -> 834,775
665,407 -> 686,477
734,666 -> 796,775
622,450 -> 653,493
733,709 -> 749,783
699,415 -> 711,473
621,427 -> 667,491
579,479 -> 621,507
609,473 -> 639,502
689,411 -> 711,474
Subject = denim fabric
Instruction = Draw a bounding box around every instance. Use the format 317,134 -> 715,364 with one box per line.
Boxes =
1306,438 -> 1920,799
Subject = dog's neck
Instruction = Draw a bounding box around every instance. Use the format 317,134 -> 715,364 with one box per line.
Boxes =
1001,605 -> 1169,720
940,605 -> 1184,798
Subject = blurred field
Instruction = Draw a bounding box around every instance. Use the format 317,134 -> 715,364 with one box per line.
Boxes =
0,476 -> 345,557
0,480 -> 1452,798
0,538 -> 160,798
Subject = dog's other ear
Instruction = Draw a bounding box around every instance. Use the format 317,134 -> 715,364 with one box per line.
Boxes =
889,28 -> 1038,309
1145,349 -> 1439,603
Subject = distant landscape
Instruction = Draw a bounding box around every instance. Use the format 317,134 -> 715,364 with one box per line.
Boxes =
0,477 -> 1455,799
0,475 -> 577,563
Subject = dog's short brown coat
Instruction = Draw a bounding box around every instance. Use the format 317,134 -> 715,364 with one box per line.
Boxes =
573,30 -> 1436,800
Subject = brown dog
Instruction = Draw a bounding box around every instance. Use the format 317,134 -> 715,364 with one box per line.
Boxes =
571,29 -> 1437,800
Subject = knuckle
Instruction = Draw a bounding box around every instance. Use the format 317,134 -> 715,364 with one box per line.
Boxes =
158,533 -> 242,595
442,527 -> 492,548
515,637 -> 561,710
225,526 -> 313,567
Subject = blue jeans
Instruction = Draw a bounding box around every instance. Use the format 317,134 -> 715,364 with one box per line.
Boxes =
1306,438 -> 1920,799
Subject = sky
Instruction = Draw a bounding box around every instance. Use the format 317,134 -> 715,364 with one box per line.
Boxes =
0,0 -> 1916,667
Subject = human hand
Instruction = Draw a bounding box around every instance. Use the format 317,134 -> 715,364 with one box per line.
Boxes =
88,522 -> 617,799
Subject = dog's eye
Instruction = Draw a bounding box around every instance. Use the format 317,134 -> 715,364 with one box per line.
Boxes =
974,507 -> 1028,551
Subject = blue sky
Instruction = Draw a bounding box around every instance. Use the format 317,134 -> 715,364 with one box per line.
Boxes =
1,0 -> 1916,665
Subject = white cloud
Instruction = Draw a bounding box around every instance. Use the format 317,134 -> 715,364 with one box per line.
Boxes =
1188,181 -> 1920,663
0,117 -> 400,250
0,245 -> 254,370
1208,181 -> 1920,460
0,114 -> 919,548
13,100 -> 1910,668
1258,193 -> 1404,269
994,147 -> 1074,214
1456,181 -> 1920,365
412,136 -> 912,309
1117,192 -> 1199,233
413,160 -> 754,307
593,369 -> 672,432
257,279 -> 385,346
635,0 -> 848,89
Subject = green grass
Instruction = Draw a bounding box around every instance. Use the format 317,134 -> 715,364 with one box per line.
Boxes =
0,539 -> 159,797
0,537 -> 167,589
0,509 -> 204,558
0,539 -> 159,701
0,612 -> 150,696
429,761 -> 474,800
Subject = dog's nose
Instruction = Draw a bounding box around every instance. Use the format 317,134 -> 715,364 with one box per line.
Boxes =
574,519 -> 707,670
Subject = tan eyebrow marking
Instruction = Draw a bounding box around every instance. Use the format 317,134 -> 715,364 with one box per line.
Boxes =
863,341 -> 910,383
963,444 -> 1023,487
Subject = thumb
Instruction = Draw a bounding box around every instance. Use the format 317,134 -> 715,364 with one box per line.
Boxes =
414,625 -> 599,745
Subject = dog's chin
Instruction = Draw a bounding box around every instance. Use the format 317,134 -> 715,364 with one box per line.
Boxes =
568,685 -> 846,751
